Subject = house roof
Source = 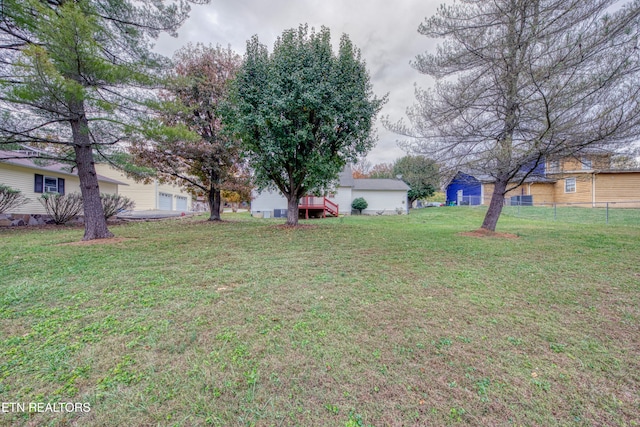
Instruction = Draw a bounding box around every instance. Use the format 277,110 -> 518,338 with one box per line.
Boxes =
448,170 -> 556,186
337,165 -> 409,191
353,178 -> 410,191
0,150 -> 126,185
338,165 -> 355,187
593,169 -> 640,174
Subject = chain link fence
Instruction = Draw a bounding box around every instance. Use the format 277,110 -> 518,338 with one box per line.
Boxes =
500,201 -> 640,225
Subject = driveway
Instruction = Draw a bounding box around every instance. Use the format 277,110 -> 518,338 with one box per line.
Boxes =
116,210 -> 195,220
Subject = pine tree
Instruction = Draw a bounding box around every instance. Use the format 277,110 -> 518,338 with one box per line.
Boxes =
0,0 -> 203,239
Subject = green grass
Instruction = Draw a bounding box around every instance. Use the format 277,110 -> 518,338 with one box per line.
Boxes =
1,208 -> 639,426
501,204 -> 640,225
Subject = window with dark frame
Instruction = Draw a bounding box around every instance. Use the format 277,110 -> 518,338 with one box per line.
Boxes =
34,174 -> 65,195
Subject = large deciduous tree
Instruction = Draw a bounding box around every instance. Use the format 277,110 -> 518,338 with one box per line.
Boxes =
230,25 -> 385,226
367,162 -> 395,179
393,155 -> 439,207
388,0 -> 640,231
0,0 -> 203,239
132,44 -> 244,221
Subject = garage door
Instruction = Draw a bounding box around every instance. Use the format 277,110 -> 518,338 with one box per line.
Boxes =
158,192 -> 172,210
175,195 -> 187,211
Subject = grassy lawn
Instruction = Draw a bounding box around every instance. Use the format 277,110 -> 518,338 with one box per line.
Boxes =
501,204 -> 640,226
1,208 -> 639,426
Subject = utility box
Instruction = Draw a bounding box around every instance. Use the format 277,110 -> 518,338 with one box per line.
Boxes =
273,209 -> 288,218
510,195 -> 533,206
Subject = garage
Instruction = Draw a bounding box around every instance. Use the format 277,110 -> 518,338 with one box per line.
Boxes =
158,192 -> 173,210
175,195 -> 188,211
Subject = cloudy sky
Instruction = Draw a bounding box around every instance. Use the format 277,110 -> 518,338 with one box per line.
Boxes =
153,0 -> 445,165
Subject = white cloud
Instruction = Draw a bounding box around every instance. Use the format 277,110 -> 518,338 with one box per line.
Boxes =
154,0 -> 443,164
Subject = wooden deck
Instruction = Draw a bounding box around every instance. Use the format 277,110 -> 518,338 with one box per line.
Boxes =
298,196 -> 339,218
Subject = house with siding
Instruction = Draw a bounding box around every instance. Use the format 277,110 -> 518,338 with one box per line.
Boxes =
93,163 -> 192,211
0,151 -> 124,225
446,153 -> 640,207
251,166 -> 410,217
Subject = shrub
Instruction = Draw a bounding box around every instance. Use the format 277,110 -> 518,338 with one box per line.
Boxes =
351,197 -> 368,214
39,192 -> 84,224
101,193 -> 135,219
0,184 -> 29,213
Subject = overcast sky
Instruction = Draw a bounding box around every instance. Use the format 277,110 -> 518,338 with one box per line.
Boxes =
153,0 -> 444,165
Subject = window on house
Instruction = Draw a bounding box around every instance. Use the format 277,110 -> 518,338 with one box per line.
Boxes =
565,177 -> 576,193
548,160 -> 560,173
44,177 -> 58,193
34,174 -> 65,194
582,158 -> 592,169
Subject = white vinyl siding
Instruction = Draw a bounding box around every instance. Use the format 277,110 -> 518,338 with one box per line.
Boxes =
351,189 -> 408,215
251,189 -> 287,216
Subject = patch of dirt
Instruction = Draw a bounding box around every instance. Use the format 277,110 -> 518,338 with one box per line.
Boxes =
459,229 -> 519,239
273,224 -> 319,230
58,237 -> 131,246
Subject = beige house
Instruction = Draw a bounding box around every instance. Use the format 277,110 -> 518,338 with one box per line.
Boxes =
481,154 -> 640,207
0,151 -> 122,216
93,163 -> 193,211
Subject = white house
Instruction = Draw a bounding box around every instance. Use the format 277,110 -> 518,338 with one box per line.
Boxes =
251,166 -> 410,217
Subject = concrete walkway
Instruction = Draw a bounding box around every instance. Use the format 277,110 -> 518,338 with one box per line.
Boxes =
116,210 -> 195,220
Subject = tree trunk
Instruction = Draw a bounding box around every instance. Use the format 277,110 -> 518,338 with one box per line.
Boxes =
70,110 -> 113,241
207,187 -> 222,221
480,176 -> 508,232
286,194 -> 299,226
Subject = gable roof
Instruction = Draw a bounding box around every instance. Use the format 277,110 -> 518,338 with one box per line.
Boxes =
338,165 -> 355,187
446,170 -> 556,188
0,151 -> 126,185
338,165 -> 409,191
353,178 -> 410,191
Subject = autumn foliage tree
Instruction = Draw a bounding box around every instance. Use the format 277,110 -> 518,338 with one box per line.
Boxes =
132,44 -> 244,221
367,163 -> 395,179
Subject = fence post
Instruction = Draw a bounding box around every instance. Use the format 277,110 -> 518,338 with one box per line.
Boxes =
553,203 -> 556,221
606,202 -> 609,225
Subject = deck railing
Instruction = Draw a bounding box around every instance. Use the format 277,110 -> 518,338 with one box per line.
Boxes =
299,196 -> 338,217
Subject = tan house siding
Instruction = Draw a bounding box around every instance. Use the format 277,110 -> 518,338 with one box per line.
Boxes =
552,174 -> 594,204
482,183 -> 494,205
482,182 -> 556,205
595,172 -> 640,206
548,154 -> 611,173
0,162 -> 117,214
527,183 -> 555,204
94,164 -> 192,210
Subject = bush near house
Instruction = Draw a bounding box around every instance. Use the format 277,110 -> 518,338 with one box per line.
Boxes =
100,193 -> 135,219
351,197 -> 368,214
39,192 -> 84,224
0,184 -> 29,213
